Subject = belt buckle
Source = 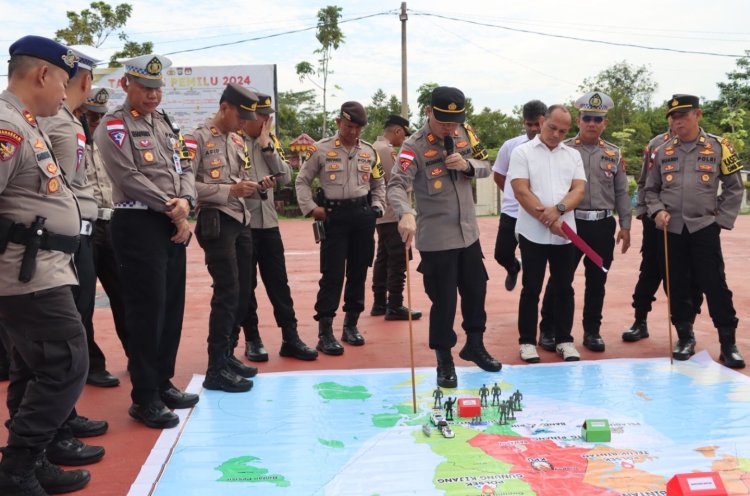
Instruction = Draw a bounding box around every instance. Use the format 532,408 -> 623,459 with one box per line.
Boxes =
80,220 -> 93,236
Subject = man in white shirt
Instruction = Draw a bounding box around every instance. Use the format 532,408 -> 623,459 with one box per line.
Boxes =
492,100 -> 546,291
508,105 -> 586,363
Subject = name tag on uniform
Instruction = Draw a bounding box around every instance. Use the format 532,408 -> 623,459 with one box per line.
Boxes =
170,137 -> 183,175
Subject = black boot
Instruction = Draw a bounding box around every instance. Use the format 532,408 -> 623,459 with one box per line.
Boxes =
316,317 -> 344,356
244,327 -> 268,362
370,295 -> 387,316
582,329 -> 606,352
538,325 -> 556,352
435,349 -> 457,388
0,447 -> 47,496
279,326 -> 318,361
718,328 -> 745,369
341,312 -> 365,346
672,322 -> 696,361
622,319 -> 649,342
35,454 -> 90,495
202,355 -> 252,393
384,306 -> 423,321
459,333 -> 502,372
226,355 -> 258,378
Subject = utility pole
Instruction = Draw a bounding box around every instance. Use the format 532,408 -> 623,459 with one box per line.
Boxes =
400,2 -> 408,119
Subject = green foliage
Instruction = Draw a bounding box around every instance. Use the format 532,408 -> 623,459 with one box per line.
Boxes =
276,89 -> 334,143
718,49 -> 750,111
361,89 -> 404,143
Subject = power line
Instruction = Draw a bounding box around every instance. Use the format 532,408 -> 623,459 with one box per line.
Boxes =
409,10 -> 747,58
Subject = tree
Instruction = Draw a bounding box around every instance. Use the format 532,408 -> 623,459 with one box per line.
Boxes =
361,89 -> 403,143
296,5 -> 345,137
718,50 -> 750,111
55,1 -> 153,67
276,89 -> 334,143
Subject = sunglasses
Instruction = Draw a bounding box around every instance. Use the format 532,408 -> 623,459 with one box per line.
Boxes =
581,115 -> 604,123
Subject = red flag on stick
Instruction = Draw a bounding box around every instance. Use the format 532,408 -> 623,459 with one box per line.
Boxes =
561,221 -> 607,273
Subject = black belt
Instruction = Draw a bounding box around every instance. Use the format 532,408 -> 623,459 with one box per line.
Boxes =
8,224 -> 80,254
322,196 -> 368,209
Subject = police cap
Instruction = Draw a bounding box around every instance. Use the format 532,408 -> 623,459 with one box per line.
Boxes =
67,45 -> 105,72
666,94 -> 700,117
255,92 -> 275,115
121,53 -> 172,88
84,86 -> 112,114
340,101 -> 367,126
384,114 -> 412,135
221,83 -> 258,120
9,35 -> 78,78
430,86 -> 466,123
575,91 -> 614,114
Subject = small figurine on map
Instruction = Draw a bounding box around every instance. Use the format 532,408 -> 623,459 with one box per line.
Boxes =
513,390 -> 523,410
479,384 -> 489,407
506,400 -> 516,420
432,387 -> 444,408
491,383 -> 501,406
444,397 -> 456,421
497,403 -> 507,425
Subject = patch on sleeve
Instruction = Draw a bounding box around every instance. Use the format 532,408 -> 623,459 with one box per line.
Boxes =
399,149 -> 415,172
720,138 -> 742,175
0,129 -> 23,161
106,120 -> 127,148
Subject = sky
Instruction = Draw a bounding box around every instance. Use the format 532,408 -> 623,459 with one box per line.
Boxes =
2,0 -> 749,118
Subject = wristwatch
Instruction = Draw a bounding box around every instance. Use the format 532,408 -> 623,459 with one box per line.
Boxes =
555,203 -> 567,214
180,195 -> 196,210
260,142 -> 275,153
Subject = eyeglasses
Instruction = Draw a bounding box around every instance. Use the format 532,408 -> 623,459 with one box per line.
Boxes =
581,115 -> 604,123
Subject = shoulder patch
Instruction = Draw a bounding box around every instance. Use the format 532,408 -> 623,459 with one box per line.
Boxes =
106,120 -> 127,148
0,129 -> 23,161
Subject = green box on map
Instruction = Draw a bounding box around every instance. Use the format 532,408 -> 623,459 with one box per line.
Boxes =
581,419 -> 611,442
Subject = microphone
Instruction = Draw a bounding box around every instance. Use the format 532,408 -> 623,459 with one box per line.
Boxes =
444,136 -> 456,180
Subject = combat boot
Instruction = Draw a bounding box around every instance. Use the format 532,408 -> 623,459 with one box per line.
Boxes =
341,312 -> 365,346
435,349 -> 457,388
718,328 -> 745,369
202,355 -> 252,393
459,333 -> 502,372
317,317 -> 344,356
582,328 -> 606,352
622,319 -> 649,342
226,355 -> 258,378
370,294 -> 387,316
244,327 -> 268,362
672,322 -> 696,361
35,454 -> 90,494
0,447 -> 47,496
279,326 -> 318,361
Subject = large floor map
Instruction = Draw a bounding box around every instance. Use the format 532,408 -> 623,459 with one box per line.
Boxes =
130,352 -> 750,496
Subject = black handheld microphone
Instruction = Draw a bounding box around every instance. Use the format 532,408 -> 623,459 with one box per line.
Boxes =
444,136 -> 456,180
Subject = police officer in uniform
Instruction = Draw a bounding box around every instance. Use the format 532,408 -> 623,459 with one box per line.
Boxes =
538,92 -> 631,352
644,94 -> 745,368
370,114 -> 422,321
237,92 -> 318,362
95,54 -> 199,428
186,83 -> 261,393
387,86 -> 501,389
295,101 -> 385,355
0,35 -> 92,495
78,86 -> 130,358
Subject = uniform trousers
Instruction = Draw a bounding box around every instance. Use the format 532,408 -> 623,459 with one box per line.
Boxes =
239,227 -> 295,341
92,219 -> 129,357
0,286 -> 87,450
371,222 -> 408,308
493,213 -> 519,272
540,216 -> 615,335
315,205 -> 376,319
518,235 -> 576,345
111,210 -> 186,405
72,229 -> 107,373
195,211 -> 253,367
660,223 -> 737,330
418,240 -> 488,350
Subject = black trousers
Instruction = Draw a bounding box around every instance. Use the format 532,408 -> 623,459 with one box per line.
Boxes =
418,241 -> 488,350
494,213 -> 519,273
196,211 -> 253,367
0,286 -> 87,450
632,216 -> 703,320
92,219 -> 129,357
72,231 -> 107,373
314,205 -> 376,319
518,235 -> 576,345
111,210 -> 186,405
239,227 -> 295,341
372,222 -> 409,308
540,217 -> 615,335
660,223 -> 737,330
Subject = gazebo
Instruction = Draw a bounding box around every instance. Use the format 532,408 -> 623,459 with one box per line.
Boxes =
288,133 -> 317,169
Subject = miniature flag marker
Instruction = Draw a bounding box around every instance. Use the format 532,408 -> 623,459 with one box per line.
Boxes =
581,419 -> 611,442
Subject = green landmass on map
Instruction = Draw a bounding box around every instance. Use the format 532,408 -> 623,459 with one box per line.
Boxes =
215,455 -> 290,487
315,381 -> 372,400
318,438 -> 345,448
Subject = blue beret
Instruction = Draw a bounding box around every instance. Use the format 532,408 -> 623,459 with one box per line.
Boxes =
9,35 -> 78,78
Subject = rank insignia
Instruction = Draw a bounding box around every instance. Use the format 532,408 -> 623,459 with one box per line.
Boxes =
210,127 -> 220,136
130,109 -> 141,118
22,110 -> 36,127
46,162 -> 58,174
33,138 -> 45,149
0,129 -> 23,161
210,169 -> 221,179
699,149 -> 714,155
143,151 -> 154,162
456,140 -> 468,148
327,151 -> 338,158
47,177 -> 60,193
359,152 -> 371,159
605,150 -> 616,157
431,167 -> 444,176
335,139 -> 341,147
575,139 -> 582,145
665,148 -> 674,156
424,149 -> 438,158
433,179 -> 443,189
426,133 -> 437,144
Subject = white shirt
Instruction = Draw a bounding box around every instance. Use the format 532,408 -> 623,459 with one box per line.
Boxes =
507,135 -> 586,245
492,134 -> 530,217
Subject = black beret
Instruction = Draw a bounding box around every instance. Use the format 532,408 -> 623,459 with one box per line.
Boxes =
431,86 -> 466,123
666,94 -> 700,117
221,83 -> 258,120
340,101 -> 367,126
255,92 -> 275,115
9,35 -> 78,79
384,114 -> 412,135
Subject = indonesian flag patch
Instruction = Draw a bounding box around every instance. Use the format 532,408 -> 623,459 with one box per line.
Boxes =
106,120 -> 127,148
184,138 -> 198,160
76,133 -> 86,171
399,149 -> 415,172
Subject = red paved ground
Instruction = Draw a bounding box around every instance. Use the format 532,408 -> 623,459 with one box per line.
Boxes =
2,215 -> 749,495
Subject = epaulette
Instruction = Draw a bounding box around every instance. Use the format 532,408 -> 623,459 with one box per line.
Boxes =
600,138 -> 620,151
462,122 -> 488,161
563,137 -> 577,146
